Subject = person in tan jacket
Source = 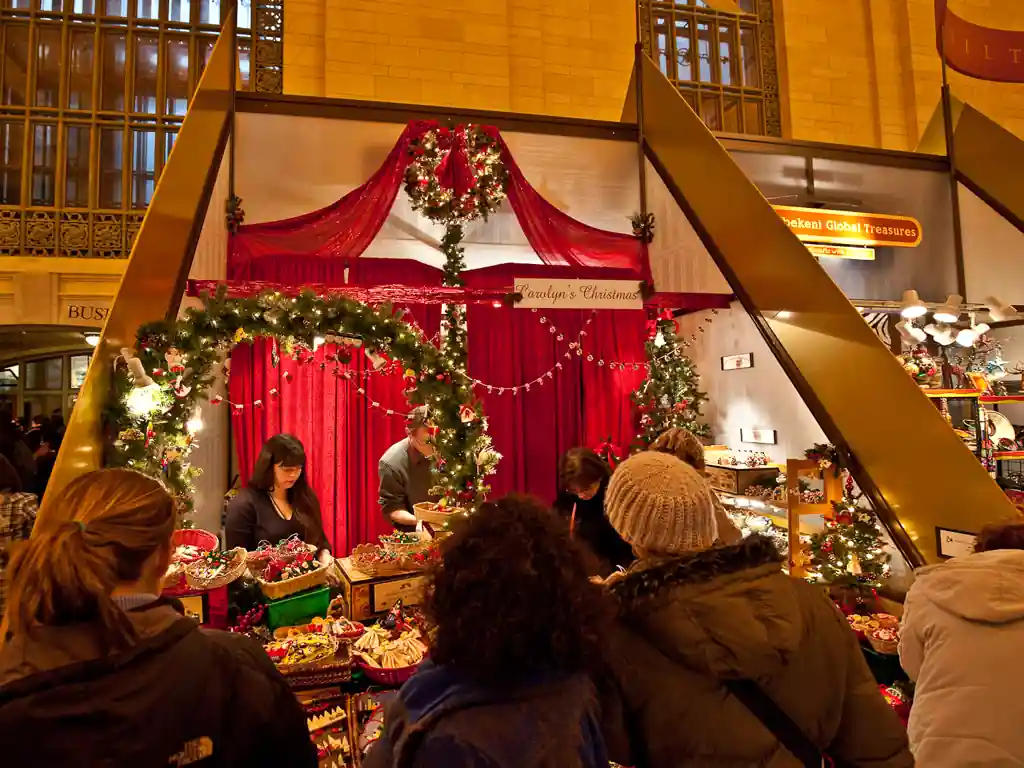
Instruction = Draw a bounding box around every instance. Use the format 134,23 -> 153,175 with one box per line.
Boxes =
596,452 -> 913,767
900,520 -> 1024,767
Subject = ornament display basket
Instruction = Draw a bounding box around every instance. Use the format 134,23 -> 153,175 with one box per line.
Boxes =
245,541 -> 317,578
379,531 -> 432,558
164,529 -> 220,595
356,658 -> 421,687
274,618 -> 365,642
351,544 -> 409,577
185,547 -> 248,591
413,501 -> 460,526
258,563 -> 329,601
867,631 -> 900,656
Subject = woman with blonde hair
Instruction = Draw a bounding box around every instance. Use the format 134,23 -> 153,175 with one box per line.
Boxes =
0,468 -> 315,767
649,427 -> 742,545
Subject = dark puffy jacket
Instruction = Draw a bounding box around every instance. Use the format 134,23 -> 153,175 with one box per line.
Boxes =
364,660 -> 608,768
598,535 -> 914,767
0,599 -> 316,767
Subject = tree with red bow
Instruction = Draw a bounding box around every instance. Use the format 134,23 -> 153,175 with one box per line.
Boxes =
632,312 -> 709,449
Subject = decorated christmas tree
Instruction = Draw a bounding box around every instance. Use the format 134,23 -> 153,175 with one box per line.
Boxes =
633,313 -> 709,448
808,493 -> 892,590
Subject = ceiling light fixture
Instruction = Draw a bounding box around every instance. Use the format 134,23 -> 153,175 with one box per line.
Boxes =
933,294 -> 963,324
900,289 -> 927,318
84,333 -> 100,347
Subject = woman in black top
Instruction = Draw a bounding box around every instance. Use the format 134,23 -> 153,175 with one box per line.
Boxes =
225,434 -> 331,561
552,447 -> 633,576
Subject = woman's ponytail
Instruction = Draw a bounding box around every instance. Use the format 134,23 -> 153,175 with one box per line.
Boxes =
4,469 -> 175,645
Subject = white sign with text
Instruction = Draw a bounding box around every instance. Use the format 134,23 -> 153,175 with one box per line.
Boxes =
514,278 -> 643,310
937,528 -> 976,559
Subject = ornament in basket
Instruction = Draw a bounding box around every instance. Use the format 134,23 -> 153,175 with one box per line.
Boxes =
246,535 -> 316,577
413,501 -> 463,527
379,530 -> 432,557
258,550 -> 328,601
868,626 -> 900,655
351,544 -> 408,577
185,547 -> 248,591
353,624 -> 427,687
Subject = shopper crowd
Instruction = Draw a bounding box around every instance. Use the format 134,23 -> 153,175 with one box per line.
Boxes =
2,423 -> 1024,766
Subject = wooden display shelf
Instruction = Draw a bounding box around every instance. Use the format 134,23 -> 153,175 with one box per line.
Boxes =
923,388 -> 982,399
718,492 -> 823,536
981,395 -> 1024,404
995,451 -> 1024,461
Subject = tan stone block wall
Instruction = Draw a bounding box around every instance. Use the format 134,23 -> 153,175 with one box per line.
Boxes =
778,0 -> 1024,149
283,0 -> 635,120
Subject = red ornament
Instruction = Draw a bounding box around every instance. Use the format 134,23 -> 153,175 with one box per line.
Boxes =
152,368 -> 166,377
210,395 -> 223,405
269,388 -> 279,398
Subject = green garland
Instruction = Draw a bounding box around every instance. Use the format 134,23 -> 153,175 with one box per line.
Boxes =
106,286 -> 499,523
632,316 -> 709,448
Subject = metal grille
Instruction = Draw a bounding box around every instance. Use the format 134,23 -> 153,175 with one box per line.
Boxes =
0,0 -> 258,258
639,0 -> 780,136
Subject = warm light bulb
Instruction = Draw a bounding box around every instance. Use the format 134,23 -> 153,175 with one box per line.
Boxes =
186,408 -> 204,433
126,383 -> 162,417
955,328 -> 978,347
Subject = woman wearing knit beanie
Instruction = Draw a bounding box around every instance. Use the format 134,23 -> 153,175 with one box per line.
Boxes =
649,427 -> 742,545
596,452 -> 912,768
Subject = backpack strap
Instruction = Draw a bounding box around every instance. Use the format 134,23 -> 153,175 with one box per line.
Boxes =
724,678 -> 830,768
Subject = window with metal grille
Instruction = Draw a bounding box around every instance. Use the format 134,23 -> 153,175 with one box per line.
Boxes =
0,0 -> 279,258
639,0 -> 781,137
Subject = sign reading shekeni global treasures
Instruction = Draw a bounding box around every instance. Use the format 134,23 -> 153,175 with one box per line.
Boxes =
773,206 -> 923,249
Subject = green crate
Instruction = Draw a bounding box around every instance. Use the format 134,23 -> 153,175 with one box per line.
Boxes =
266,586 -> 331,630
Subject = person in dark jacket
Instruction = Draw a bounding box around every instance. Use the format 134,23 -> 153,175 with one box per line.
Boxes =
225,433 -> 332,560
596,451 -> 913,768
553,447 -> 633,575
364,494 -> 611,768
0,468 -> 316,768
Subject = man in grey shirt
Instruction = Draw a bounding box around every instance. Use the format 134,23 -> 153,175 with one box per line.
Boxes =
378,407 -> 434,531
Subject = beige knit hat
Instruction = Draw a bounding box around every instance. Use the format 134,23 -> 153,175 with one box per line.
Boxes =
605,451 -> 718,555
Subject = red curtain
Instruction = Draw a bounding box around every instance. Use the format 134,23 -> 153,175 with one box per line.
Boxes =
229,262 -> 442,554
229,266 -> 646,549
228,121 -> 649,282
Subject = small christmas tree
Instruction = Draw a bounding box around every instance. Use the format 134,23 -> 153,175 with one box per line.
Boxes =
808,495 -> 891,590
632,314 -> 709,448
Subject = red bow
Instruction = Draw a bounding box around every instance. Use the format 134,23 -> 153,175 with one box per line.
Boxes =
646,309 -> 677,338
594,440 -> 623,469
434,127 -> 477,198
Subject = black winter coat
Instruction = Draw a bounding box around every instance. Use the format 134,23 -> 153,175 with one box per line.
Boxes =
0,598 -> 316,767
553,479 -> 634,576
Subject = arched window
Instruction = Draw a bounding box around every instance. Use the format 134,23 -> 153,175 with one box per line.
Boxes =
640,0 -> 780,136
0,0 -> 279,257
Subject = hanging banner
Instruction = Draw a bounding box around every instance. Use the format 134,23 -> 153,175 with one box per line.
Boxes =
773,206 -> 922,248
514,278 -> 643,310
935,0 -> 1024,83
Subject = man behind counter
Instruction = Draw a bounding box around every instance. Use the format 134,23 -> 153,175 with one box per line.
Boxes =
378,406 -> 434,531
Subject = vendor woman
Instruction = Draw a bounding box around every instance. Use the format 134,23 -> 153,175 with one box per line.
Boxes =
378,406 -> 434,532
225,433 -> 331,561
553,447 -> 633,575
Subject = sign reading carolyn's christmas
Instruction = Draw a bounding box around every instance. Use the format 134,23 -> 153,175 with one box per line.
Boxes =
514,278 -> 643,310
773,206 -> 923,248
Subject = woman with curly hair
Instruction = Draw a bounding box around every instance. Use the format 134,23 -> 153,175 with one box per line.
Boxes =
364,494 -> 611,768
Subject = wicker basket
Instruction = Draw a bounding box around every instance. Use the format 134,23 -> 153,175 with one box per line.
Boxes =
356,658 -> 420,687
185,548 -> 248,591
868,629 -> 900,655
379,531 -> 432,558
246,541 -> 317,578
351,544 -> 408,577
413,502 -> 461,526
165,529 -> 220,594
259,563 -> 329,601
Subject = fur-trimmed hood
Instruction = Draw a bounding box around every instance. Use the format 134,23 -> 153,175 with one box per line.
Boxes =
609,535 -> 800,680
